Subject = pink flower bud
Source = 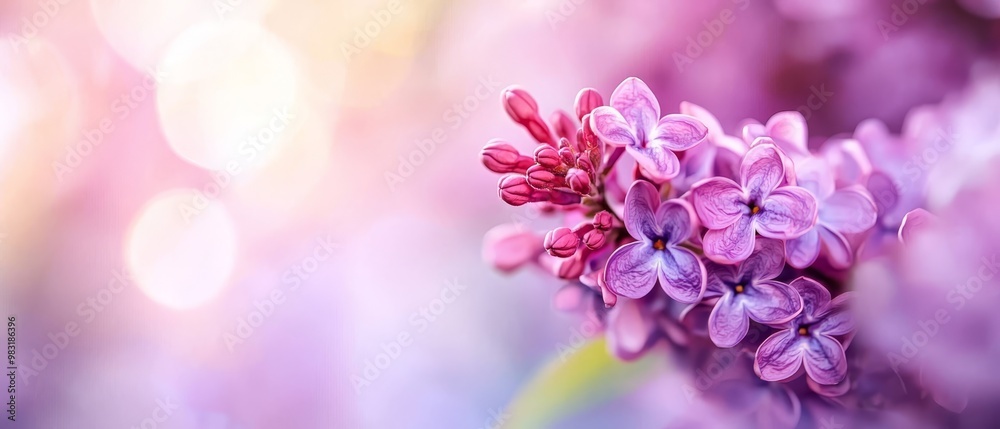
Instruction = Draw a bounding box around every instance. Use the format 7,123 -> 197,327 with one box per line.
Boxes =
556,252 -> 586,279
565,168 -> 592,195
544,227 -> 580,258
558,147 -> 576,166
481,140 -> 532,173
526,165 -> 563,190
498,174 -> 544,206
574,88 -> 604,120
593,211 -> 613,231
551,110 -> 579,147
502,87 -> 554,145
582,229 -> 607,250
534,145 -> 562,168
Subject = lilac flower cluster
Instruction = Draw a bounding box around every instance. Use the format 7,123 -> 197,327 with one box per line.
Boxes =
480,77 -> 956,427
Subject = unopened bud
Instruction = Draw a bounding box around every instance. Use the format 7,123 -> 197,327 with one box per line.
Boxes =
544,227 -> 580,258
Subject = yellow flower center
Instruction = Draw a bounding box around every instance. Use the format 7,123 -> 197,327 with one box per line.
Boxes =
653,239 -> 666,250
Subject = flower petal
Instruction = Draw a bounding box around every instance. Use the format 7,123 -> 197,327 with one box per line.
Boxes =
765,111 -> 809,155
789,277 -> 831,320
623,180 -> 660,240
820,186 -> 877,234
657,247 -> 706,303
656,199 -> 696,245
741,143 -> 786,201
757,187 -> 818,239
755,330 -> 805,382
610,77 -> 660,138
590,106 -> 638,148
816,292 -> 855,336
690,177 -> 747,229
704,262 -> 738,298
703,215 -> 755,264
740,238 -> 786,281
898,208 -> 937,245
803,335 -> 847,385
818,227 -> 853,269
866,171 -> 899,217
744,280 -> 802,325
785,228 -> 820,269
708,292 -> 750,347
607,297 -> 654,360
604,242 -> 658,299
650,114 -> 708,151
627,144 -> 682,182
482,224 -> 542,273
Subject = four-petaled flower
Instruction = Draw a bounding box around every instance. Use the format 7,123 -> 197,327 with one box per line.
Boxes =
691,141 -> 819,264
604,181 -> 706,303
590,77 -> 709,182
705,238 -> 803,348
754,277 -> 855,385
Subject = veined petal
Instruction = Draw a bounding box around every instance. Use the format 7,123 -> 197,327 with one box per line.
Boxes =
789,277 -> 831,320
610,77 -> 660,139
623,180 -> 660,240
803,335 -> 847,385
744,280 -> 802,325
650,114 -> 708,151
590,106 -> 638,148
604,242 -> 658,299
765,111 -> 809,155
820,186 -> 877,234
657,247 -> 706,303
740,238 -> 786,281
628,144 -> 682,182
709,293 -> 750,348
703,215 -> 755,264
741,143 -> 786,201
705,262 -> 738,298
690,177 -> 746,229
785,228 -> 821,269
818,227 -> 853,269
755,330 -> 805,382
656,199 -> 696,245
757,187 -> 818,239
816,292 -> 855,336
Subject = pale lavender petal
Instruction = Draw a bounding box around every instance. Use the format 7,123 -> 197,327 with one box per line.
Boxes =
739,238 -> 786,281
793,156 -> 834,200
656,199 -> 695,245
765,111 -> 809,155
816,292 -> 855,336
743,280 -> 802,325
818,227 -> 853,269
650,114 -> 709,151
607,297 -> 653,361
790,277 -> 831,320
741,143 -> 786,201
590,106 -> 638,148
703,215 -> 755,264
803,335 -> 847,385
785,228 -> 821,269
866,171 -> 899,217
627,144 -> 682,182
898,208 -> 937,245
821,138 -> 872,188
755,330 -> 805,381
742,121 -> 766,143
679,101 -> 724,138
604,242 -> 658,299
757,187 -> 818,239
623,180 -> 660,240
704,262 -> 738,298
820,186 -> 877,234
690,177 -> 747,229
759,385 -> 802,429
610,77 -> 660,138
657,247 -> 706,304
708,293 -> 750,348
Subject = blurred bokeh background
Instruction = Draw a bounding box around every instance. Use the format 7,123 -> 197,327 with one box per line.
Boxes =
0,0 -> 998,427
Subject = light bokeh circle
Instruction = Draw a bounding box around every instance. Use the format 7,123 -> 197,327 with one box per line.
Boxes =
126,190 -> 238,310
156,20 -> 300,171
